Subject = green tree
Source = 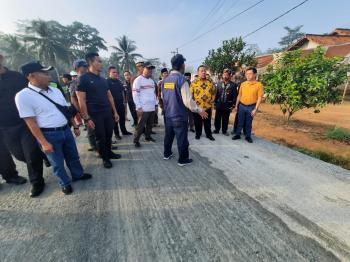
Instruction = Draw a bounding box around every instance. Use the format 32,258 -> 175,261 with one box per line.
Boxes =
278,25 -> 304,49
204,37 -> 257,75
261,47 -> 350,121
0,34 -> 35,70
110,35 -> 142,74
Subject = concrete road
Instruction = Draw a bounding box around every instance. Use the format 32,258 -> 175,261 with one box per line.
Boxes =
0,119 -> 349,261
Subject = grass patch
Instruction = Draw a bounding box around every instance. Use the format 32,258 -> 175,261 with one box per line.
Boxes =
326,127 -> 350,143
276,138 -> 350,171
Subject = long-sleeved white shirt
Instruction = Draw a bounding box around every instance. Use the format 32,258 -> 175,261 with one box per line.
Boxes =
132,75 -> 157,112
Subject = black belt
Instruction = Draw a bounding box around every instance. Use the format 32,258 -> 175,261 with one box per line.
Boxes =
240,102 -> 256,107
41,124 -> 68,132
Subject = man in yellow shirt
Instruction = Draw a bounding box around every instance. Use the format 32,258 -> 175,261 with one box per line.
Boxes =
232,67 -> 263,143
190,65 -> 216,140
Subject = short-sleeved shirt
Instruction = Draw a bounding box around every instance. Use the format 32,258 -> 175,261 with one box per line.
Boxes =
76,72 -> 111,115
15,83 -> 68,128
107,78 -> 124,103
239,81 -> 264,105
0,68 -> 28,127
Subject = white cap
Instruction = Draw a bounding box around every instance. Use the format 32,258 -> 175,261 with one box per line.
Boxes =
70,70 -> 78,76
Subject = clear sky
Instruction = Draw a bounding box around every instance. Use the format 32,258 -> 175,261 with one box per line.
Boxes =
1,0 -> 350,69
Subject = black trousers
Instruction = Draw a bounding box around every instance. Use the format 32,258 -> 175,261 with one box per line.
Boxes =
114,100 -> 128,137
91,111 -> 114,160
0,131 -> 18,181
193,108 -> 212,137
0,124 -> 44,185
214,109 -> 231,134
127,99 -> 138,126
188,109 -> 194,129
87,127 -> 97,150
134,111 -> 155,142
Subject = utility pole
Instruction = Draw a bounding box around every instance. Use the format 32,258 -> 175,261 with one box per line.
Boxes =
170,48 -> 179,57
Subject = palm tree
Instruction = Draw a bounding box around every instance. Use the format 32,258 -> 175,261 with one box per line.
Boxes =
110,35 -> 142,73
0,34 -> 35,70
19,19 -> 71,67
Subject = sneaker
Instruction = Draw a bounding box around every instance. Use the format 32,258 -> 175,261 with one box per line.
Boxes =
163,153 -> 174,160
134,141 -> 141,148
145,137 -> 156,142
245,137 -> 253,143
103,159 -> 113,168
62,185 -> 73,195
232,135 -> 241,140
207,136 -> 215,141
72,173 -> 93,182
178,159 -> 193,167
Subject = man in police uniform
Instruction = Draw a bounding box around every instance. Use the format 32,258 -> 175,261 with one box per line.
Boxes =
162,54 -> 207,166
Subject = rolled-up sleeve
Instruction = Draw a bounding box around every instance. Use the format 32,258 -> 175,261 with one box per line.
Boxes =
180,81 -> 203,113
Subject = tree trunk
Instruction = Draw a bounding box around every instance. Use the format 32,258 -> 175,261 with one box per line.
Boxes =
342,80 -> 349,103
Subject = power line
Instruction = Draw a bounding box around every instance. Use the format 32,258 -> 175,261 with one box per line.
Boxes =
186,0 -> 311,66
243,0 -> 310,39
207,0 -> 241,30
176,0 -> 265,50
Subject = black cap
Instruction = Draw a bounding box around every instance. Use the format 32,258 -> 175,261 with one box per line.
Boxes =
62,73 -> 71,78
21,61 -> 53,77
184,72 -> 191,77
144,61 -> 155,69
161,68 -> 168,74
171,54 -> 186,68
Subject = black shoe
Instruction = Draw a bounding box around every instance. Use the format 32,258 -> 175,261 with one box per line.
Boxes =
30,181 -> 45,198
111,145 -> 118,150
213,130 -> 219,134
43,158 -> 51,167
232,135 -> 241,140
72,173 -> 92,182
134,141 -> 141,148
122,131 -> 133,135
145,137 -> 156,142
195,136 -> 200,140
62,185 -> 73,195
190,128 -> 195,133
223,132 -> 229,136
88,147 -> 96,152
103,159 -> 113,168
207,136 -> 215,141
5,175 -> 27,185
112,141 -> 118,144
109,152 -> 122,159
115,135 -> 122,140
245,137 -> 253,143
178,158 -> 193,167
151,131 -> 156,135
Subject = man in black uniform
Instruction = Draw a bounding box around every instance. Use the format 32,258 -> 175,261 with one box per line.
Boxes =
214,68 -> 238,135
184,72 -> 195,132
0,54 -> 46,197
107,66 -> 132,139
123,70 -> 138,127
76,53 -> 121,169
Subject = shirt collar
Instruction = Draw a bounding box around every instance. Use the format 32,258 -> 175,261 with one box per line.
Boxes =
28,82 -> 52,93
170,70 -> 181,75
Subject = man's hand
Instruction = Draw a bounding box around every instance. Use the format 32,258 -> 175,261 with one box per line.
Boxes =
86,119 -> 95,129
199,110 -> 208,119
73,128 -> 80,137
42,142 -> 54,153
114,112 -> 120,122
251,109 -> 257,117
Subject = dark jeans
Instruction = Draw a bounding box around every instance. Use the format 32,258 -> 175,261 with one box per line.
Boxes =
164,119 -> 189,162
193,108 -> 212,137
236,104 -> 255,138
134,111 -> 155,142
127,99 -> 138,126
0,131 -> 18,181
188,109 -> 194,129
1,124 -> 44,185
233,104 -> 246,135
114,100 -> 128,137
42,127 -> 84,187
214,109 -> 231,133
91,111 -> 114,160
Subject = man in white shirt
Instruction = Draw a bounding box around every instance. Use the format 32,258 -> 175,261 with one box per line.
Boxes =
15,61 -> 92,195
132,62 -> 157,147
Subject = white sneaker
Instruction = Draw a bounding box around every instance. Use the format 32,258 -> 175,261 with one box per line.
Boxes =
163,153 -> 174,160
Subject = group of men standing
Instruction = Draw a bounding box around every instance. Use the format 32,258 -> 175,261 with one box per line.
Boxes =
0,50 -> 264,198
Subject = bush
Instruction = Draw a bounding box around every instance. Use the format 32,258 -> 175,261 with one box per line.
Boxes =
326,127 -> 350,143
